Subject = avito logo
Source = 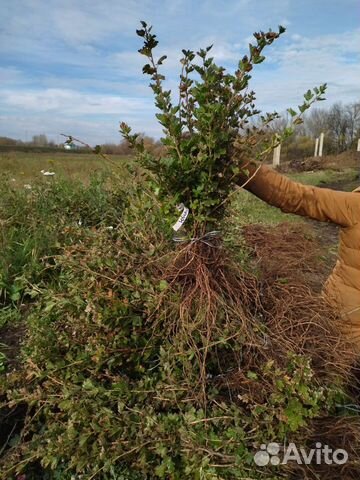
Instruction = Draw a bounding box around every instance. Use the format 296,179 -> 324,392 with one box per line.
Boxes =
254,442 -> 348,466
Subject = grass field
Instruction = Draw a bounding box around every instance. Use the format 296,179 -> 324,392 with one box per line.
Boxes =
1,151 -> 357,183
0,150 -> 357,325
1,151 -> 359,478
0,150 -> 132,184
1,150 -> 357,233
1,151 -> 358,221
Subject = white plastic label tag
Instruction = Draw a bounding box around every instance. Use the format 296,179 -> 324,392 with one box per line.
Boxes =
172,203 -> 189,232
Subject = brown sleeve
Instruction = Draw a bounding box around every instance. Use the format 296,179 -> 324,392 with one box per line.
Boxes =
239,164 -> 359,227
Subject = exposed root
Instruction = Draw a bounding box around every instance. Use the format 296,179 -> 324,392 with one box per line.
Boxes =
153,223 -> 356,405
157,235 -> 261,402
242,222 -> 322,284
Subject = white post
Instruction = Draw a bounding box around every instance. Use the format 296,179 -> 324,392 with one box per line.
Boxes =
357,138 -> 360,152
314,138 -> 319,157
273,144 -> 281,167
318,132 -> 324,157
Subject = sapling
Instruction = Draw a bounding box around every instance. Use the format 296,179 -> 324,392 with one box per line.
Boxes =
120,22 -> 327,402
120,21 -> 326,236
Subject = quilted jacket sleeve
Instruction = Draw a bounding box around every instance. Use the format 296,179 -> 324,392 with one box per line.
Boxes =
239,164 -> 359,227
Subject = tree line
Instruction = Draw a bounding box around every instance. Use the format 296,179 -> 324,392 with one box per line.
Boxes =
0,133 -> 165,156
1,100 -> 359,159
269,100 -> 360,159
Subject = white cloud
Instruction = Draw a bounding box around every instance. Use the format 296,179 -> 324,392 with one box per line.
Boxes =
252,29 -> 360,110
1,88 -> 153,116
1,0 -> 359,142
252,46 -> 360,113
0,107 -> 162,146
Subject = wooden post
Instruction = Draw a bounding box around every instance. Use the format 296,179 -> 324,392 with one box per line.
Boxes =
318,132 -> 324,157
273,144 -> 281,167
314,138 -> 319,157
357,138 -> 360,152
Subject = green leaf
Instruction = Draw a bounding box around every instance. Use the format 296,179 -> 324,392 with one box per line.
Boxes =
293,117 -> 303,125
159,280 -> 168,291
284,398 -> 307,431
298,104 -> 309,114
197,48 -> 207,59
304,89 -> 313,101
138,47 -> 151,57
142,64 -> 156,75
253,55 -> 265,64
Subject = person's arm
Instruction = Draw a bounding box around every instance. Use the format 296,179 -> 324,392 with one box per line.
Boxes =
237,164 -> 359,227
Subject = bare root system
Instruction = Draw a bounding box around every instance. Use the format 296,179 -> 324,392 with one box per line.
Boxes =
152,223 -> 357,405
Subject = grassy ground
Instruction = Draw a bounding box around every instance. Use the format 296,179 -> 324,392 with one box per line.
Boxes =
0,152 -> 357,330
1,152 -> 359,478
0,150 -> 132,184
2,151 -> 357,221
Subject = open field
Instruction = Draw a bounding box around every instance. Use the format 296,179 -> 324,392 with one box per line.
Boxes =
1,151 -> 360,478
1,150 -> 358,184
1,150 -> 358,217
0,151 -> 132,184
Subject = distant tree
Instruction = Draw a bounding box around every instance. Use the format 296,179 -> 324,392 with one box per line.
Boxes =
100,137 -> 166,156
100,140 -> 132,155
345,102 -> 360,147
261,112 -> 310,160
304,108 -> 330,139
266,113 -> 289,134
326,103 -> 350,153
0,136 -> 18,146
304,101 -> 360,154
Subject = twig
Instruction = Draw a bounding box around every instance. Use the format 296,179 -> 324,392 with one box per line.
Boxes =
210,163 -> 262,214
0,422 -> 17,457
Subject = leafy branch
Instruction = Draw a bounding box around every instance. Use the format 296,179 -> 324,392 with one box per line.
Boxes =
120,21 -> 327,231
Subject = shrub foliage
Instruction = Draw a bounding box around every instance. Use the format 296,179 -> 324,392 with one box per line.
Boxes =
120,21 -> 326,230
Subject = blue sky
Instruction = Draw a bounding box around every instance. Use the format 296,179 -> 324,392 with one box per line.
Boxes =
1,0 -> 359,145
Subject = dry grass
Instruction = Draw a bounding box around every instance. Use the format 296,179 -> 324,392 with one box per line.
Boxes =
282,151 -> 360,173
320,151 -> 360,170
0,150 -> 132,184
